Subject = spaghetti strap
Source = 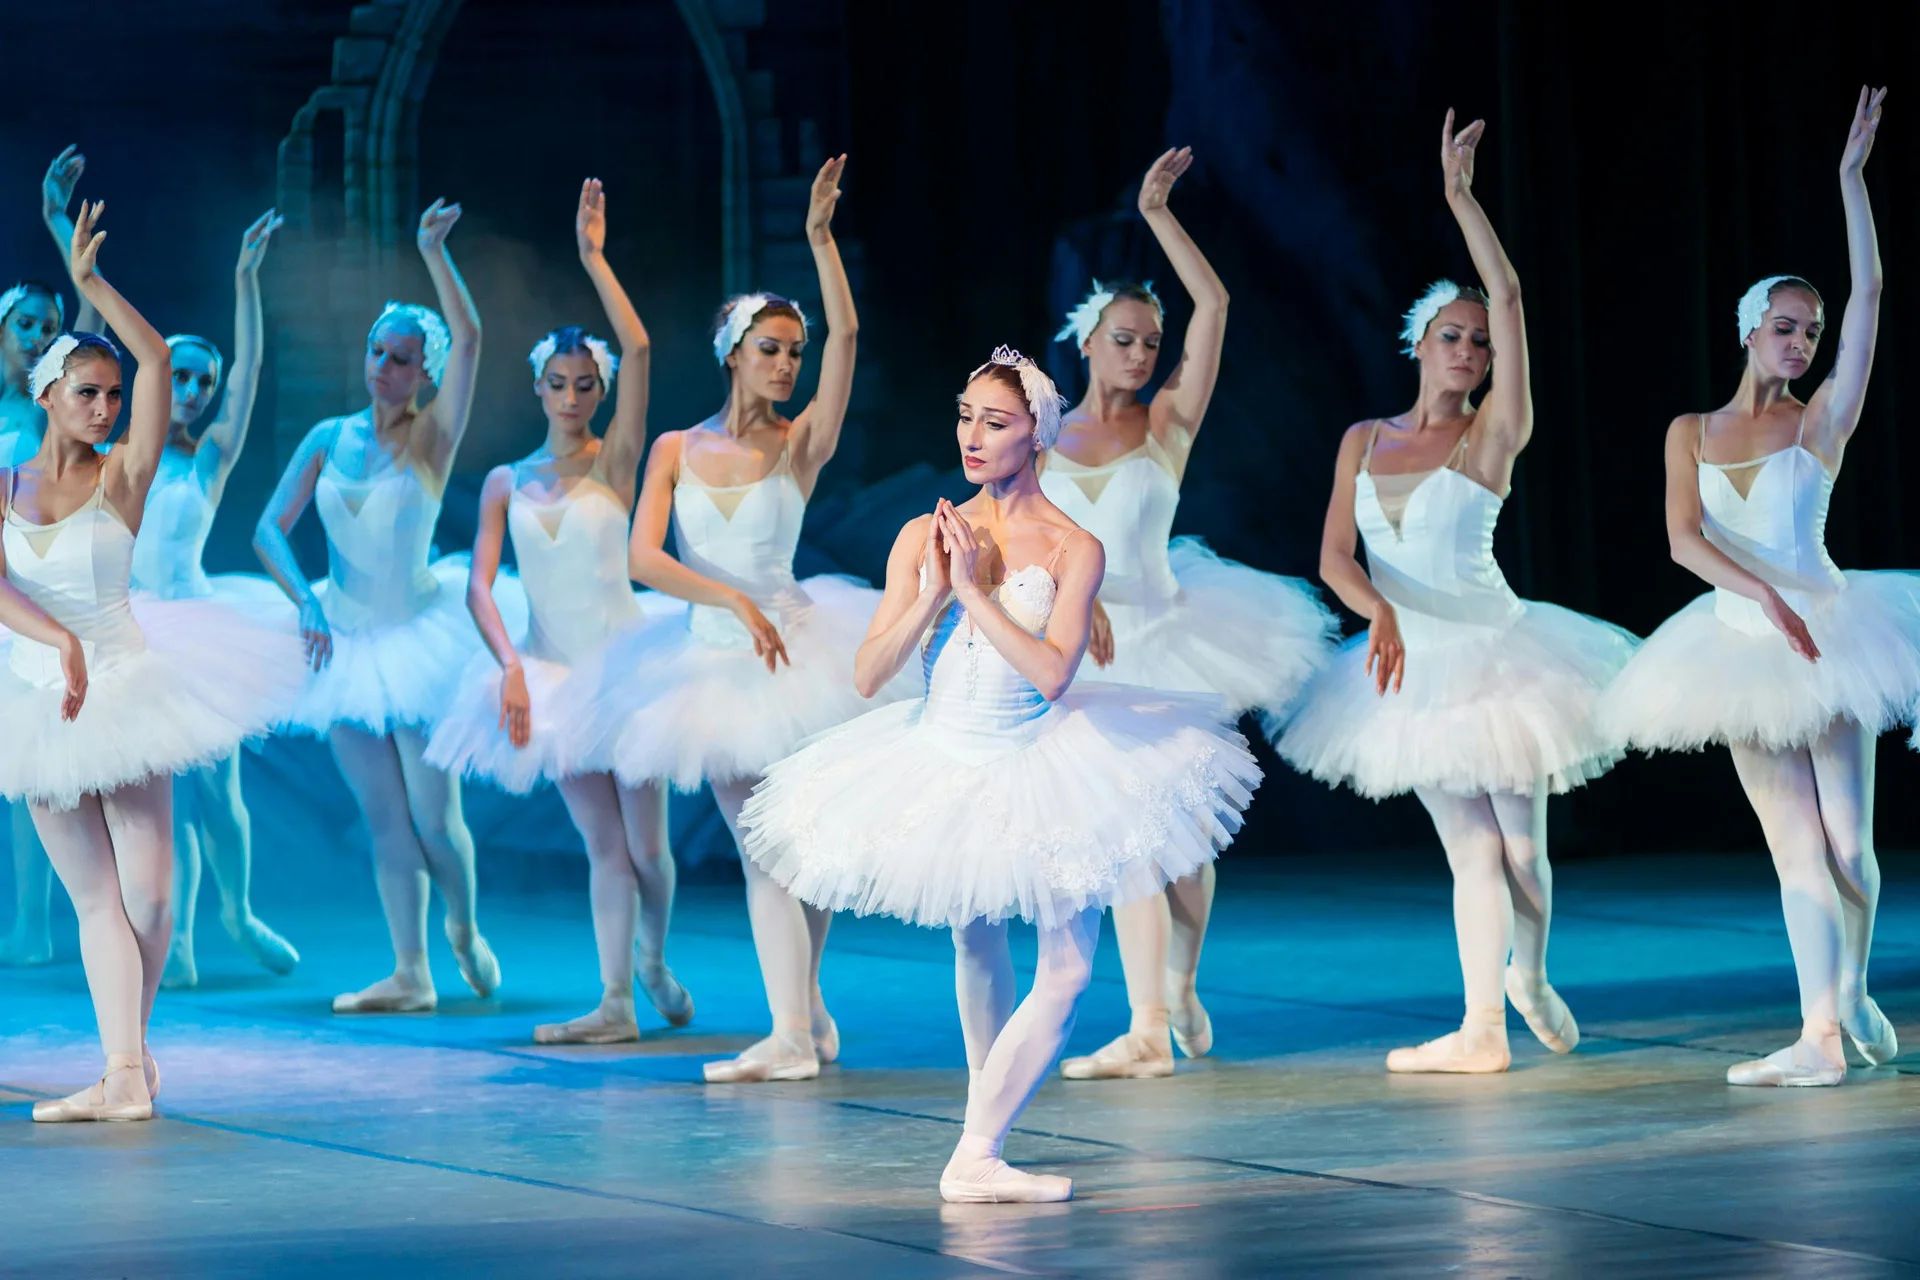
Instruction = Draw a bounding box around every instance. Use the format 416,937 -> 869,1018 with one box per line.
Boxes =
1042,528 -> 1079,572
1360,420 -> 1383,473
1443,430 -> 1470,471
1794,408 -> 1808,447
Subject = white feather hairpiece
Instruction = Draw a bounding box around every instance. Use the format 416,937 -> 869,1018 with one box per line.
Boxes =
0,282 -> 64,330
1736,275 -> 1794,347
1053,279 -> 1164,348
528,331 -> 618,388
714,293 -> 809,365
970,345 -> 1067,450
28,335 -> 79,399
373,301 -> 451,384
1399,280 -> 1464,358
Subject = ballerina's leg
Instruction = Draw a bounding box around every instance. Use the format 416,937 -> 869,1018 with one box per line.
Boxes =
189,752 -> 297,976
1061,895 -> 1173,1079
542,772 -> 643,1043
615,779 -> 691,1026
1808,717 -> 1895,1064
327,727 -> 435,1007
1490,783 -> 1578,1053
162,784 -> 203,988
1,801 -> 54,965
393,727 -> 497,998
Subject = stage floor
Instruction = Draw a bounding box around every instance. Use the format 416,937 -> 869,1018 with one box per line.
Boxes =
2,849 -> 1916,1277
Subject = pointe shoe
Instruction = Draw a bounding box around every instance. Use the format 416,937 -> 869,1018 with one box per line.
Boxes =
332,974 -> 437,1014
940,1156 -> 1073,1204
812,1010 -> 840,1065
1841,996 -> 1899,1067
1060,1031 -> 1175,1080
0,930 -> 54,967
1386,1024 -> 1511,1074
446,922 -> 501,998
637,962 -> 694,1028
1505,967 -> 1579,1054
702,1032 -> 819,1083
1169,997 -> 1214,1060
33,1057 -> 153,1123
224,910 -> 300,976
1727,1039 -> 1845,1087
535,1002 -> 640,1045
144,1045 -> 160,1101
161,943 -> 199,991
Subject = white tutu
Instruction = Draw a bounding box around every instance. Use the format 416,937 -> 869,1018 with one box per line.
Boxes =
283,555 -> 528,737
0,599 -> 305,810
1598,571 -> 1920,753
1094,538 -> 1338,714
425,588 -> 686,793
740,684 -> 1260,930
1271,603 -> 1639,798
563,575 -> 911,790
199,572 -> 300,626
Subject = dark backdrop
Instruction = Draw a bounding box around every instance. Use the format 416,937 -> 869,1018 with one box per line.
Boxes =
0,0 -> 1913,858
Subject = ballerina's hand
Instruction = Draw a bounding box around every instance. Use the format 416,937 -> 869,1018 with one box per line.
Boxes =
1762,588 -> 1821,663
1366,604 -> 1406,696
42,145 -> 84,222
576,178 -> 606,258
1089,598 -> 1115,668
68,200 -> 106,285
236,208 -> 284,276
1441,108 -> 1485,198
920,509 -> 952,598
57,632 -> 87,722
1137,147 -> 1193,215
936,500 -> 981,602
1841,86 -> 1888,175
499,664 -> 532,749
731,592 -> 790,674
805,154 -> 846,245
417,198 -> 463,253
299,599 -> 334,672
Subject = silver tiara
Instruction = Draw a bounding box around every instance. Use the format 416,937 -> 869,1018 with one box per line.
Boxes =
986,344 -> 1029,368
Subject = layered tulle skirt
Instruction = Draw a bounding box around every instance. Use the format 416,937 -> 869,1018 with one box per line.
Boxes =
740,685 -> 1260,930
1094,538 -> 1339,715
562,576 -> 912,790
1598,572 -> 1920,753
1272,602 -> 1639,799
0,599 -> 306,810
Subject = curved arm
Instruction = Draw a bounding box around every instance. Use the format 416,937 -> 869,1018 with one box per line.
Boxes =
626,432 -> 750,607
253,421 -> 335,609
1663,415 -> 1778,603
1140,149 -> 1228,449
1807,89 -> 1885,454
950,530 -> 1103,703
66,204 -> 170,499
416,202 -> 481,477
1442,113 -> 1531,460
198,211 -> 282,499
790,156 -> 857,488
0,477 -> 78,650
40,147 -> 99,334
1317,424 -> 1392,620
578,182 -> 651,507
854,514 -> 950,697
466,466 -> 523,672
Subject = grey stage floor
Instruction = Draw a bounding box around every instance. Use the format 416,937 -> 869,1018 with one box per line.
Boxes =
2,848 -> 1917,1277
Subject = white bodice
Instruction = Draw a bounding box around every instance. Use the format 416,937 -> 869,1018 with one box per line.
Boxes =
672,443 -> 808,647
1699,443 -> 1846,635
508,473 -> 641,665
130,446 -> 216,600
315,459 -> 445,630
3,477 -> 146,687
921,566 -> 1058,745
1041,437 -> 1180,627
1355,462 -> 1524,646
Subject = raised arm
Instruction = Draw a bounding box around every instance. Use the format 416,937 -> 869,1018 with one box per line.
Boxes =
1663,414 -> 1818,661
254,420 -> 337,670
1140,148 -> 1228,451
576,179 -> 651,506
41,146 -> 99,335
68,203 -> 171,503
1442,111 -> 1531,463
940,504 -> 1103,702
789,156 -> 857,488
1807,87 -> 1886,456
415,200 -> 481,474
1318,423 -> 1403,694
197,210 -> 283,496
466,466 -> 533,746
854,513 -> 951,697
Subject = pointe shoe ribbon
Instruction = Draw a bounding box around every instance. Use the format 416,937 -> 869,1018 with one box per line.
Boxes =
1504,967 -> 1580,1054
1841,996 -> 1899,1067
702,1032 -> 819,1084
32,1056 -> 153,1123
1060,1031 -> 1175,1080
1726,1040 -> 1845,1087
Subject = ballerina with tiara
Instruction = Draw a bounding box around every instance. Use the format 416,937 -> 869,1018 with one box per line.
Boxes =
1272,113 -> 1637,1074
0,201 -> 303,1122
426,179 -> 692,1044
1600,89 -> 1912,1087
1045,147 -> 1337,1082
255,197 -> 513,1014
565,155 -> 910,1083
740,347 -> 1258,1202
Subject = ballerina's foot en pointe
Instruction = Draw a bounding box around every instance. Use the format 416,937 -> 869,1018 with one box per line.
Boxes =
162,912 -> 300,989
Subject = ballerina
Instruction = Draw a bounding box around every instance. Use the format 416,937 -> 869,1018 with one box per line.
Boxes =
1272,113 -> 1637,1074
740,347 -> 1259,1202
566,155 -> 901,1083
0,200 -> 302,1121
1045,147 -> 1336,1081
425,179 -> 692,1043
1599,89 -> 1908,1087
255,198 -> 507,1014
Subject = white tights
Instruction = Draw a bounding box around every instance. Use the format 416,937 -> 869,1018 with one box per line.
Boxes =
171,753 -> 269,956
1412,783 -> 1552,1015
328,725 -> 480,981
1728,718 -> 1878,1051
711,776 -> 830,1043
1110,864 -> 1214,1033
31,774 -> 173,1063
953,908 -> 1100,1148
555,773 -> 675,995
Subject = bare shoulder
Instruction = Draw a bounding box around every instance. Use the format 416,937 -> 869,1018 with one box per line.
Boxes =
646,428 -> 687,465
1665,413 -> 1703,453
481,463 -> 516,498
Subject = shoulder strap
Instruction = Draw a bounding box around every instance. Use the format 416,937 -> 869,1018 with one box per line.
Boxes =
1794,408 -> 1808,447
1443,429 -> 1470,471
1042,527 -> 1080,572
1360,420 -> 1383,472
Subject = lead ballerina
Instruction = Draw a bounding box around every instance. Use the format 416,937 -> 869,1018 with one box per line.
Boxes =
1599,89 -> 1912,1087
1045,149 -> 1337,1080
740,348 -> 1259,1202
1273,113 -> 1638,1073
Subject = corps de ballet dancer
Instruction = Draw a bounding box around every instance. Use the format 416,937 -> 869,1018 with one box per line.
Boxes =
739,347 -> 1259,1202
425,179 -> 693,1043
1599,89 -> 1912,1087
256,198 -> 513,1013
1272,113 -> 1638,1073
1043,148 -> 1337,1081
565,155 -> 906,1083
0,201 -> 303,1122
